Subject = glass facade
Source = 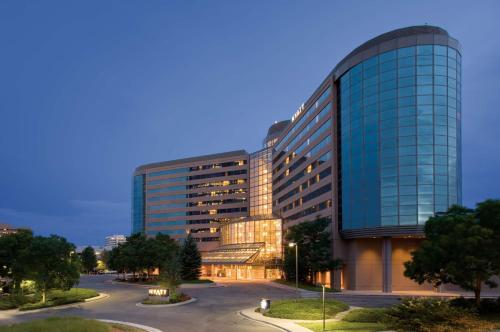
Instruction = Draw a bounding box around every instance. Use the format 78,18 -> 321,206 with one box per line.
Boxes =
220,218 -> 282,262
132,175 -> 145,234
249,148 -> 273,216
340,44 -> 461,230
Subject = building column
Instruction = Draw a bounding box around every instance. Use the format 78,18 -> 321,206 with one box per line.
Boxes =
382,237 -> 392,293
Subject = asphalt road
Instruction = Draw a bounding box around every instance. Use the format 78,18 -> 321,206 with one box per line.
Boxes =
0,275 -> 401,331
0,275 -> 296,332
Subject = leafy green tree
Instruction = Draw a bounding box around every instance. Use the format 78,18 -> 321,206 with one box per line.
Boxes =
123,233 -> 149,278
0,229 -> 33,293
108,245 -> 127,279
81,246 -> 98,274
404,204 -> 500,306
155,233 -> 179,273
26,235 -> 80,303
100,249 -> 110,270
159,250 -> 182,298
284,216 -> 342,284
476,199 -> 500,258
179,235 -> 201,280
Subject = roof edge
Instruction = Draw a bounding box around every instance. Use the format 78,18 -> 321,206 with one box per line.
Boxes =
135,149 -> 249,173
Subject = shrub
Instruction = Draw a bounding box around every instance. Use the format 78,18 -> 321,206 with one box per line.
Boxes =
450,296 -> 500,314
0,294 -> 37,310
385,298 -> 496,332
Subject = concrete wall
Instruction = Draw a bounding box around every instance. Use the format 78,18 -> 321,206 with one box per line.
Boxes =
342,237 -> 433,291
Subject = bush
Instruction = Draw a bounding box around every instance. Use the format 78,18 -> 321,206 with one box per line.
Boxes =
18,288 -> 98,311
342,308 -> 388,323
450,296 -> 500,314
141,293 -> 190,305
385,298 -> 496,332
0,295 -> 37,310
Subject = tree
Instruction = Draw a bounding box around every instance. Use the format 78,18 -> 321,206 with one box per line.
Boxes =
476,199 -> 500,259
155,233 -> 181,297
155,233 -> 179,274
108,245 -> 127,279
284,216 -> 342,284
123,233 -> 149,278
0,230 -> 33,293
404,204 -> 500,306
179,235 -> 201,280
81,246 -> 98,274
100,250 -> 110,270
26,235 -> 80,303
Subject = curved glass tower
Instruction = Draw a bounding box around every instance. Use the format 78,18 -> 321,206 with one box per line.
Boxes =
338,27 -> 461,234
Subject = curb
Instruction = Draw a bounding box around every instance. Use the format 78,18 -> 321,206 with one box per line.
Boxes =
179,283 -> 225,289
238,310 -> 290,332
99,319 -> 162,332
85,293 -> 110,303
135,297 -> 197,308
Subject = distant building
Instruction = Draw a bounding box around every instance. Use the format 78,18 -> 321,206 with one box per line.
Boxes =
104,234 -> 126,250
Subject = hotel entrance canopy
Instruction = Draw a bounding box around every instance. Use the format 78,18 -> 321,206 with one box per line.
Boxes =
202,243 -> 265,265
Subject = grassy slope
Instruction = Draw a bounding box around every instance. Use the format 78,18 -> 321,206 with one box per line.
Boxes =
262,299 -> 349,320
300,308 -> 387,332
0,317 -> 145,332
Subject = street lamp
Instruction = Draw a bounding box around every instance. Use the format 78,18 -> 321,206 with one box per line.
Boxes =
288,242 -> 298,299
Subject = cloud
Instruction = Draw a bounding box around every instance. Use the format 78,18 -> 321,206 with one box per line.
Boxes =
0,200 -> 130,246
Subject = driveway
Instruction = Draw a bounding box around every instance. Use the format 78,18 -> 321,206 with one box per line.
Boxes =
0,275 -> 401,331
0,275 -> 294,332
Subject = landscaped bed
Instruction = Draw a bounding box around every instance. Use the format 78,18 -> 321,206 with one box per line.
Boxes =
0,288 -> 99,311
141,293 -> 191,305
0,317 -> 145,332
258,298 -> 348,320
272,279 -> 340,293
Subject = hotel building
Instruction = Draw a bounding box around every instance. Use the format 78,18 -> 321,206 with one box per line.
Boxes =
133,26 -> 464,291
133,151 -> 249,252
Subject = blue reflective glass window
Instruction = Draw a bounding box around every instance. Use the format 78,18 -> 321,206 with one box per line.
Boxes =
398,46 -> 415,57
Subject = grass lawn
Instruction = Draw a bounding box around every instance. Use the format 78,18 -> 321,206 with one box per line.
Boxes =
0,317 -> 145,332
0,288 -> 99,311
261,299 -> 348,320
300,308 -> 388,332
272,279 -> 340,292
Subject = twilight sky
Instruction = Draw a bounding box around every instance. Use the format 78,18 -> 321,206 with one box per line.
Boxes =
1,1 -> 499,246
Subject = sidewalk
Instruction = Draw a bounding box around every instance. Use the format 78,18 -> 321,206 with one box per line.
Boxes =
265,280 -> 495,299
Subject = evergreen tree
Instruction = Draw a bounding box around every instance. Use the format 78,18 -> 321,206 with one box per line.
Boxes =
179,235 -> 201,280
81,246 -> 98,274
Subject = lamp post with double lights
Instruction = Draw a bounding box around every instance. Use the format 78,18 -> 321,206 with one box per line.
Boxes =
288,242 -> 298,299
